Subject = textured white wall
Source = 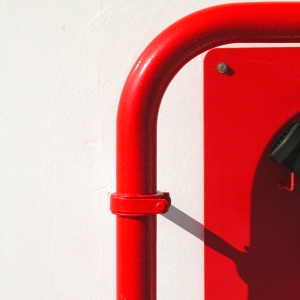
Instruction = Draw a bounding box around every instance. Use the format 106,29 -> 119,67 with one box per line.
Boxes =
0,1 -> 281,299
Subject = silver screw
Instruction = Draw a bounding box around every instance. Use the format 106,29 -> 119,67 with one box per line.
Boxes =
217,62 -> 228,74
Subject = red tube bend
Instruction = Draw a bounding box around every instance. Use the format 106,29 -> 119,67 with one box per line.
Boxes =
117,2 -> 300,195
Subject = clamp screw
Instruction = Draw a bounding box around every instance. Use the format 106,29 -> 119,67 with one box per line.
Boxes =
156,201 -> 167,213
217,62 -> 228,74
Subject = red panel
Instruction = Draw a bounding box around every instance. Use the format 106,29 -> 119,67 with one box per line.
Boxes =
204,48 -> 300,300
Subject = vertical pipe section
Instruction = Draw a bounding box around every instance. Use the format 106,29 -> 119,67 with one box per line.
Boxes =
117,216 -> 156,299
115,3 -> 300,299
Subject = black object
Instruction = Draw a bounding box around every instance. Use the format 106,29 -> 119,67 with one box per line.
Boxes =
270,121 -> 300,176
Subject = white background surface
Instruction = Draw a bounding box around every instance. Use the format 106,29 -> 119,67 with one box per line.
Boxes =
0,1 -> 288,299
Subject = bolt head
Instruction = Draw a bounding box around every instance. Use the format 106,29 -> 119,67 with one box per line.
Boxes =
217,62 -> 228,74
156,201 -> 167,213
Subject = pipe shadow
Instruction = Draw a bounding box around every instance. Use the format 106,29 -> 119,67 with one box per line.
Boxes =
163,205 -> 242,261
163,115 -> 300,299
163,205 -> 247,280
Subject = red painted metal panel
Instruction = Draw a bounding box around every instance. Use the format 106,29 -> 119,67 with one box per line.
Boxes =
204,48 -> 300,300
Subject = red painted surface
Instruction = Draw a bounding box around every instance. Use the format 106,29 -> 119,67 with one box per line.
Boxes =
112,3 -> 300,299
204,48 -> 300,300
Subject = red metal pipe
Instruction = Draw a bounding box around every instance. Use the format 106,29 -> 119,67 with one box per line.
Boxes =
112,3 -> 300,299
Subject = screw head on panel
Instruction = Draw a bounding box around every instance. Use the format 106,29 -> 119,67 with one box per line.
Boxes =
217,62 -> 228,74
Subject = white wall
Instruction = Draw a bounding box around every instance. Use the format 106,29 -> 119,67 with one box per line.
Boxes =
0,1 -> 281,299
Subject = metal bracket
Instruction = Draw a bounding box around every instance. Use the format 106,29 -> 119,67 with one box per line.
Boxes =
110,192 -> 171,216
278,172 -> 295,192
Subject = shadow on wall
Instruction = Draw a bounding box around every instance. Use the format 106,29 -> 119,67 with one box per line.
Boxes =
163,116 -> 300,300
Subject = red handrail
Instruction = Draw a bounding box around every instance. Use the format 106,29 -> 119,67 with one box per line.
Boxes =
111,3 -> 300,299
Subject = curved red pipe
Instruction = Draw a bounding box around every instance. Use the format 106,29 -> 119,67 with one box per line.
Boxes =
114,3 -> 300,299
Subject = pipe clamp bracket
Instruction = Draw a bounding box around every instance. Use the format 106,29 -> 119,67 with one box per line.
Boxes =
110,192 -> 171,216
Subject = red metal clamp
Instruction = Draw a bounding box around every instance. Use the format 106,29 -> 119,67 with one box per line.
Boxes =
110,192 -> 171,216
